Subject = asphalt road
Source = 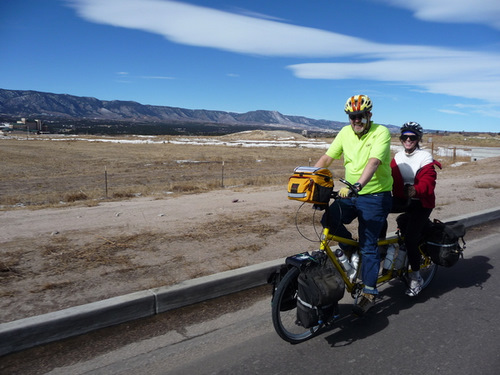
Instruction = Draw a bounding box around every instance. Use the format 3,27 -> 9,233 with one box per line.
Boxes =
2,223 -> 499,375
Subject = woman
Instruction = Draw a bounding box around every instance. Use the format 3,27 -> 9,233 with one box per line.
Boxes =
391,122 -> 441,296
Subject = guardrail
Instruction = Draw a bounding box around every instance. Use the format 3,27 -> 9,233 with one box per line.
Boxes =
1,207 -> 500,356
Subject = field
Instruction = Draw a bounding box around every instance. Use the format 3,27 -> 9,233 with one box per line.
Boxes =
0,131 -> 340,208
1,130 -> 500,323
1,130 -> 499,209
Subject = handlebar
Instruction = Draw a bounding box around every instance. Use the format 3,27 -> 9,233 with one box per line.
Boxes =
336,178 -> 359,198
314,179 -> 359,210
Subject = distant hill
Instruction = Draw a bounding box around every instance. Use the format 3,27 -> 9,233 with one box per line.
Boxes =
0,88 -> 352,133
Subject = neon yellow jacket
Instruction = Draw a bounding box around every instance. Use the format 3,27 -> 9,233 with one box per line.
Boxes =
326,122 -> 393,194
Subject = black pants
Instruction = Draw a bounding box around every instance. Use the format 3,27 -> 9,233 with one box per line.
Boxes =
396,200 -> 433,272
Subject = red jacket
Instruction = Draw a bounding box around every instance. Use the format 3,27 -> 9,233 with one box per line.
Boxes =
391,158 -> 442,209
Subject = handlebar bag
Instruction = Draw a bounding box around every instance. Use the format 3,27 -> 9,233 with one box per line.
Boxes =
287,166 -> 333,205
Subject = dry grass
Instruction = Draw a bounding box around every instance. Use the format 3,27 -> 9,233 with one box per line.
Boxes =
0,134 -> 333,208
2,131 -> 496,209
425,132 -> 500,147
435,155 -> 471,168
474,181 -> 500,189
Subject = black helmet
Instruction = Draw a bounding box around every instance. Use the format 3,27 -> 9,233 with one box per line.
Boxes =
400,121 -> 423,140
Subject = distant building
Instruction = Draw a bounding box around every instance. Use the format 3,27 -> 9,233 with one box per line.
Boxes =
15,118 -> 48,133
0,122 -> 13,135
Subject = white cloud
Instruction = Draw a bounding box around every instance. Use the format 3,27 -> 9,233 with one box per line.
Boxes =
287,52 -> 500,103
230,7 -> 287,22
69,0 -> 500,105
450,103 -> 500,119
476,109 -> 500,119
288,54 -> 500,81
438,109 -> 468,116
67,0 -> 382,57
289,50 -> 500,101
140,76 -> 175,80
374,0 -> 500,30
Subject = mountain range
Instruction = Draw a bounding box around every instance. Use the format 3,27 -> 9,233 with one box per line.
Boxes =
0,88 -> 351,132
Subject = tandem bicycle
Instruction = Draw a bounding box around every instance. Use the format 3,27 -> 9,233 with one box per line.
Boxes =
271,179 -> 439,344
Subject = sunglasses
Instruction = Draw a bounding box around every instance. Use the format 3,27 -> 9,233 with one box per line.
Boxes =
349,114 -> 365,121
400,135 -> 418,142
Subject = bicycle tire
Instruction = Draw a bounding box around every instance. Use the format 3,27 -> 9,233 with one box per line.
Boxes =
271,267 -> 322,344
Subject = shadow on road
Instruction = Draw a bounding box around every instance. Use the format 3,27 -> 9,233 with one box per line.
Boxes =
322,255 -> 492,347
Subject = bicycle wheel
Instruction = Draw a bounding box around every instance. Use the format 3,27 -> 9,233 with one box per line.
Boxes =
271,267 -> 322,344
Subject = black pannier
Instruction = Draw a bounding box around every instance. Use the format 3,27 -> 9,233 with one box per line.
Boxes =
423,219 -> 466,267
290,251 -> 345,328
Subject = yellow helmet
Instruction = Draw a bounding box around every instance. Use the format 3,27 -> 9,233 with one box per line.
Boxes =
344,95 -> 373,114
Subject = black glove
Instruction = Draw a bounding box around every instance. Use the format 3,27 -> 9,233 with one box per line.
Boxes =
313,204 -> 326,211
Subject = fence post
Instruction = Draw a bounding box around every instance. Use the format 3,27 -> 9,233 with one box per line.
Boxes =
105,166 -> 108,198
221,161 -> 225,188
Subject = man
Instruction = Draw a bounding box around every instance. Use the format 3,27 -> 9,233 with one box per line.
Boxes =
314,94 -> 393,315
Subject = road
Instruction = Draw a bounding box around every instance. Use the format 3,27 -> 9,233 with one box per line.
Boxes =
2,223 -> 499,375
469,146 -> 500,160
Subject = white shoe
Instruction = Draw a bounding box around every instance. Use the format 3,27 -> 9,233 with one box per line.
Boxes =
406,275 -> 423,297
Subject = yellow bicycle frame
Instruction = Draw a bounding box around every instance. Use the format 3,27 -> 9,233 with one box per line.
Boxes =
319,227 -> 403,294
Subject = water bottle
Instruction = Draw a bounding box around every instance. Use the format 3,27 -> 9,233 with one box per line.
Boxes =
350,251 -> 360,282
335,249 -> 355,280
394,244 -> 407,270
383,244 -> 396,271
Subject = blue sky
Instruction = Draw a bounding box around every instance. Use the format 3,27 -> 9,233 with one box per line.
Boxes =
1,0 -> 500,132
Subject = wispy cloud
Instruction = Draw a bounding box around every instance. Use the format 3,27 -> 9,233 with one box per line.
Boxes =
230,7 -> 287,22
115,71 -> 174,83
140,76 -> 175,80
449,102 -> 500,119
115,71 -> 131,83
373,0 -> 500,30
438,109 -> 468,116
69,0 -> 500,105
287,53 -> 500,104
68,0 -> 375,57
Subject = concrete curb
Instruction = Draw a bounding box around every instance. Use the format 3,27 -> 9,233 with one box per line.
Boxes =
0,259 -> 285,356
1,207 -> 499,356
0,291 -> 156,357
